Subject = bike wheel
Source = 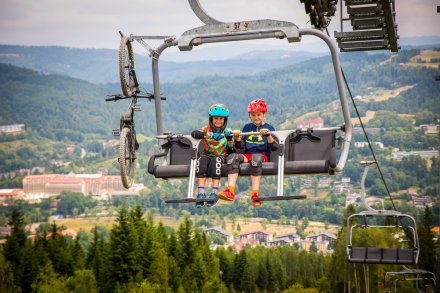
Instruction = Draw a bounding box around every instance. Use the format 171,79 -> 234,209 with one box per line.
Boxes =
118,127 -> 135,188
119,36 -> 136,97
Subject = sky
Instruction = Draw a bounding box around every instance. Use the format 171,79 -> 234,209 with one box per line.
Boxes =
0,0 -> 439,50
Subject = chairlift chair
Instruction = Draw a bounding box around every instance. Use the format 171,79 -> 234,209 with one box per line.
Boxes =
384,267 -> 436,293
346,161 -> 420,265
126,0 -> 353,203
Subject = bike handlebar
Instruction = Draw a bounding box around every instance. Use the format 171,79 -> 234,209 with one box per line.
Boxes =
105,93 -> 166,102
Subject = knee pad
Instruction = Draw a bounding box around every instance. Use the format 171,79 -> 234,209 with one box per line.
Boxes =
196,156 -> 210,178
226,153 -> 243,174
209,156 -> 223,179
250,153 -> 263,176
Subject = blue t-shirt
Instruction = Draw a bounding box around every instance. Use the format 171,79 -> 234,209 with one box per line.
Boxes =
242,122 -> 276,159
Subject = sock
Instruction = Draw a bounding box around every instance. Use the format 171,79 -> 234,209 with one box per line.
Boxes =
212,187 -> 218,195
251,190 -> 258,196
198,187 -> 205,195
228,186 -> 235,193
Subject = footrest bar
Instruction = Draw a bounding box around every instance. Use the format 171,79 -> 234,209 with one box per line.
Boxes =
259,195 -> 307,201
165,198 -> 216,204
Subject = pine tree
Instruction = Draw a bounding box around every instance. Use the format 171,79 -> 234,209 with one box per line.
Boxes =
417,207 -> 438,272
108,205 -> 135,286
0,254 -> 19,293
72,237 -> 85,271
309,241 -> 319,253
177,216 -> 195,268
66,269 -> 98,293
256,258 -> 268,292
3,208 -> 27,282
167,256 -> 181,292
31,261 -> 69,293
148,247 -> 170,291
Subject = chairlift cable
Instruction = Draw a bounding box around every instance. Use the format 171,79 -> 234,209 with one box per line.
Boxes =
324,28 -> 397,211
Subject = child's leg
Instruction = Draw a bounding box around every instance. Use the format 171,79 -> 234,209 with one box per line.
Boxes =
249,153 -> 267,206
195,156 -> 210,208
226,154 -> 247,187
251,175 -> 261,191
212,178 -> 220,188
218,154 -> 245,201
198,177 -> 206,190
206,178 -> 220,208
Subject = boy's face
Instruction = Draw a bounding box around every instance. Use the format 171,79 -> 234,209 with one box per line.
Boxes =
249,112 -> 265,126
212,116 -> 225,128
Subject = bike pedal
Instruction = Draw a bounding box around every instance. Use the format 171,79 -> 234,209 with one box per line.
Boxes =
112,129 -> 120,137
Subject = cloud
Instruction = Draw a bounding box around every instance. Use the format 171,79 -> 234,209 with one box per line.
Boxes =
0,0 -> 439,49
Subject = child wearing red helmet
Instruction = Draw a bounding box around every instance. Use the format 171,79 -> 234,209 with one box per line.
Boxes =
218,99 -> 279,206
191,103 -> 234,208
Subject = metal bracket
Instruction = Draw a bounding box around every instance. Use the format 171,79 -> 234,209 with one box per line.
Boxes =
178,19 -> 300,51
131,35 -> 176,59
188,0 -> 223,25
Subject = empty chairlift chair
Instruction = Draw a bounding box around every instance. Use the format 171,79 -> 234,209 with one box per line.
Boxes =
346,161 -> 420,265
384,267 -> 436,293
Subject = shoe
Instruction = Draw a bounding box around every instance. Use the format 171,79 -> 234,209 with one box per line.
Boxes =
195,193 -> 206,208
206,192 -> 218,208
251,193 -> 262,207
217,188 -> 235,201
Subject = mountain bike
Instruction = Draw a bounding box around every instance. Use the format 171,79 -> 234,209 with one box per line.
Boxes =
119,31 -> 140,97
105,94 -> 152,188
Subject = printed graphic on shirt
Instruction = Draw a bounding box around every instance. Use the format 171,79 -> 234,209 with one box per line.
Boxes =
246,134 -> 264,145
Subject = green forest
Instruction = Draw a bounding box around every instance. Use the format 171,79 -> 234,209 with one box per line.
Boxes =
1,205 -> 437,293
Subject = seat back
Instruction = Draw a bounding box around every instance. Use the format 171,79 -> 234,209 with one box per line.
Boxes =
284,129 -> 336,174
168,137 -> 192,165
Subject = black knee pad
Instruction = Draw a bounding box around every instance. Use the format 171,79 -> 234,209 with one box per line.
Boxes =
196,156 -> 210,178
250,153 -> 263,176
209,156 -> 223,179
226,153 -> 243,174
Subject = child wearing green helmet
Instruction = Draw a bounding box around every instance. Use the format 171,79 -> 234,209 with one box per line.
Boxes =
191,103 -> 234,208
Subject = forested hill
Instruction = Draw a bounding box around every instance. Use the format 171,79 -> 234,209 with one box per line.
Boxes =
0,45 -> 323,83
0,48 -> 439,139
0,63 -> 120,138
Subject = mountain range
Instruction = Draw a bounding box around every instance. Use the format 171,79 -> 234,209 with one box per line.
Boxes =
1,36 -> 439,84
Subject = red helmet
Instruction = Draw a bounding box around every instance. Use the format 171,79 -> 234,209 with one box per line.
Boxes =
247,99 -> 267,113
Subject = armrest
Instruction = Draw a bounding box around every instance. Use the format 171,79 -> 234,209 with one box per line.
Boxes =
147,151 -> 168,175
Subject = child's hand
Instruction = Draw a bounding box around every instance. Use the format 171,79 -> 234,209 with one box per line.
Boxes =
260,128 -> 271,137
224,130 -> 232,137
232,130 -> 241,137
212,132 -> 224,140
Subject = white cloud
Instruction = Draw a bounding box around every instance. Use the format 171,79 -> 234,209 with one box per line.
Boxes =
0,0 -> 439,49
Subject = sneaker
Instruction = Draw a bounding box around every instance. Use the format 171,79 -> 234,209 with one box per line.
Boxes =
217,188 -> 235,201
251,193 -> 262,207
206,192 -> 218,208
195,193 -> 206,208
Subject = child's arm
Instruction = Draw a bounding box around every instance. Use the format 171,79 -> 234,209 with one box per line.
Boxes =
231,130 -> 244,149
260,128 -> 279,151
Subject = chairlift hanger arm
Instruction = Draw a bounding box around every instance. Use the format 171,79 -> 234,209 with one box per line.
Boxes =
178,19 -> 301,51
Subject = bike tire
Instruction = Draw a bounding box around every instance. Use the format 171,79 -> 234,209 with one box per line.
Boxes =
119,36 -> 136,97
118,127 -> 135,188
